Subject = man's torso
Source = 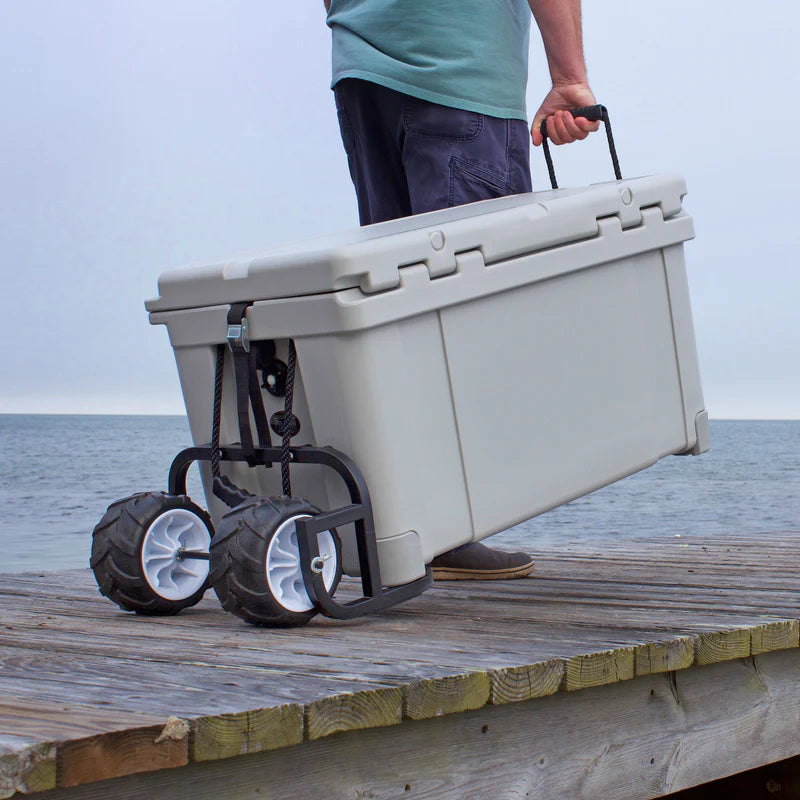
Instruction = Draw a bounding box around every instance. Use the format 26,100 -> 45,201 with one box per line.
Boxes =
328,0 -> 532,121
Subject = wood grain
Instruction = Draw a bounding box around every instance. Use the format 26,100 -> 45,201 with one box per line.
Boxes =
18,648 -> 800,800
56,722 -> 189,788
1,530 -> 799,795
403,672 -> 490,720
191,705 -> 303,762
750,619 -> 799,656
0,741 -> 55,799
488,659 -> 565,704
562,647 -> 635,691
634,637 -> 695,676
694,628 -> 752,666
305,687 -> 402,741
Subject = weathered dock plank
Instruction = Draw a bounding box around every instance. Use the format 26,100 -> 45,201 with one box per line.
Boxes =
14,649 -> 800,800
0,530 -> 797,799
190,704 -> 303,762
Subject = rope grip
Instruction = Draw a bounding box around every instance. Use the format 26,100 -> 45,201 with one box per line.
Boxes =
539,104 -> 622,190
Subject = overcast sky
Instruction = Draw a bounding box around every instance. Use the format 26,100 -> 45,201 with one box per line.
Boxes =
1,1 -> 798,419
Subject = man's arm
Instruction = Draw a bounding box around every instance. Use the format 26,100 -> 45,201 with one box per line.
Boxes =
528,0 -> 599,146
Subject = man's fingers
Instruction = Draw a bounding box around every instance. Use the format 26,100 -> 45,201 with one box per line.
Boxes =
531,117 -> 545,146
561,112 -> 588,142
547,114 -> 566,145
545,113 -> 601,145
533,111 -> 600,147
575,116 -> 601,133
553,111 -> 579,145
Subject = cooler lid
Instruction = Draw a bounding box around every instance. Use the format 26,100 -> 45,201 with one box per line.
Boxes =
145,174 -> 687,313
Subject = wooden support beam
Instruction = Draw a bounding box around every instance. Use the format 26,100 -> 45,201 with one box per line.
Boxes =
694,628 -> 751,665
0,740 -> 56,799
305,688 -> 402,741
403,672 -> 490,720
56,720 -> 189,789
488,659 -> 565,704
190,705 -> 303,762
21,649 -> 800,800
634,637 -> 695,676
562,646 -> 635,691
750,619 -> 799,656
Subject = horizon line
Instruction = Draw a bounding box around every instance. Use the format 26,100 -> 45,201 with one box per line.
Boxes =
0,412 -> 799,423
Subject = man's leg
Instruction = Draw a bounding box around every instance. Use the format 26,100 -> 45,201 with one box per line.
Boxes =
334,79 -> 412,225
333,79 -> 534,580
334,80 -> 533,222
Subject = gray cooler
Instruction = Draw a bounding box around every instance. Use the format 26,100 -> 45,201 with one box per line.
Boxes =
147,173 -> 708,588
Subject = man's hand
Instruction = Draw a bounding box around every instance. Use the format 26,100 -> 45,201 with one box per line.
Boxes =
531,83 -> 599,146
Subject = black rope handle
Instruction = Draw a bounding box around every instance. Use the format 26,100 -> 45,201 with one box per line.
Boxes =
539,104 -> 622,189
280,340 -> 298,497
210,343 -> 226,479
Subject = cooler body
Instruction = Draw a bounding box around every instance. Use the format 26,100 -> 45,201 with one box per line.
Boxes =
148,174 -> 708,587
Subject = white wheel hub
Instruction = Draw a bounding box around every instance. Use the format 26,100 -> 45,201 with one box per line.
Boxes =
266,515 -> 337,613
141,508 -> 211,600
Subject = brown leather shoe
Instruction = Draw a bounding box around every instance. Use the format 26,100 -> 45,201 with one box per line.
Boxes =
430,542 -> 534,581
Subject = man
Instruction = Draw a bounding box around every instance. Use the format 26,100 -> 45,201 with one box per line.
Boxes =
325,0 -> 599,580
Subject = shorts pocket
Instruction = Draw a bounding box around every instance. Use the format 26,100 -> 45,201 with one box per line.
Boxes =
449,156 -> 511,207
403,97 -> 483,142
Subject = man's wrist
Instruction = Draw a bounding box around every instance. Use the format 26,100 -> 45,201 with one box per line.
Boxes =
551,75 -> 589,88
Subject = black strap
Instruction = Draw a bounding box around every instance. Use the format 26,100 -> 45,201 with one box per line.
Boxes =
209,342 -> 259,507
247,347 -> 271,450
228,303 -> 256,465
226,302 -> 273,468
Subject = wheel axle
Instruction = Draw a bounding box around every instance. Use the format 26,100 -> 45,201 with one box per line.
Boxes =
177,550 -> 211,561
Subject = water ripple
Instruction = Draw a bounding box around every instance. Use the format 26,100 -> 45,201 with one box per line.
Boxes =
0,415 -> 798,571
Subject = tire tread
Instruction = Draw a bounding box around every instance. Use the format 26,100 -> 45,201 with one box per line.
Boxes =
90,491 -> 212,615
210,497 -> 341,628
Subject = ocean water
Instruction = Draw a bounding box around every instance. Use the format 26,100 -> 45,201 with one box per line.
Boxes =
0,415 -> 797,572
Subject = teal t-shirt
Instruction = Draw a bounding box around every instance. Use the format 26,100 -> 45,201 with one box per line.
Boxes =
327,0 -> 532,121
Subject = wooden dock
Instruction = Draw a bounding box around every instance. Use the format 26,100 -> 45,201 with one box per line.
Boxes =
1,530 -> 798,799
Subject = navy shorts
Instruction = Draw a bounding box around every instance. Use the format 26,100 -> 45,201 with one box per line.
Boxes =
334,78 -> 533,225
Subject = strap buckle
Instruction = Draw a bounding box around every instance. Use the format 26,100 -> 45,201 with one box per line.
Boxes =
227,318 -> 250,352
